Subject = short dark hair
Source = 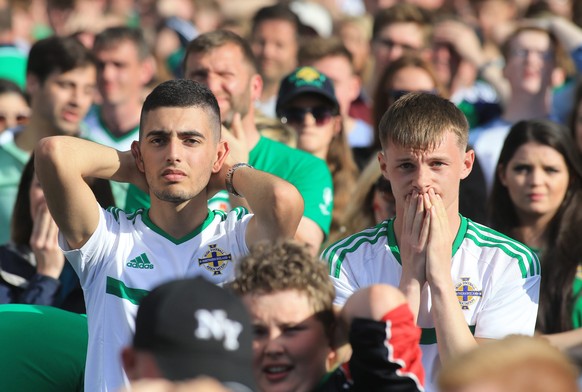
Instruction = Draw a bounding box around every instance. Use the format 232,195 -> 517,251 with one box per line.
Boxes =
140,79 -> 221,140
251,4 -> 301,37
26,36 -> 97,84
378,91 -> 468,150
298,37 -> 354,69
93,26 -> 151,61
184,29 -> 258,73
372,3 -> 432,46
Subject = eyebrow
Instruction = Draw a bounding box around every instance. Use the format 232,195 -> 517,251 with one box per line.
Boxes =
145,129 -> 207,139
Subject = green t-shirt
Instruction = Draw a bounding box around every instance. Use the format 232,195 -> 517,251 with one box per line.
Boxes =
0,134 -> 30,244
125,136 -> 334,235
0,305 -> 88,392
572,266 -> 582,329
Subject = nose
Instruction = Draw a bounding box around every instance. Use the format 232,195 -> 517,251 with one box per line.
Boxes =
387,45 -> 405,62
166,137 -> 182,163
101,63 -> 115,82
303,111 -> 316,126
264,334 -> 285,358
205,73 -> 222,96
412,166 -> 431,193
528,167 -> 544,185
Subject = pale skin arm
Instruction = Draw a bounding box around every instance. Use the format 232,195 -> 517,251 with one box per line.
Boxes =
220,113 -> 323,254
433,20 -> 509,104
221,162 -> 304,247
35,136 -> 142,250
295,218 -> 324,256
424,189 -> 479,362
397,192 -> 429,321
30,204 -> 65,279
543,328 -> 582,353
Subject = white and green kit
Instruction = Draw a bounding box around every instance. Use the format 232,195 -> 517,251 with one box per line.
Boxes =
60,205 -> 251,392
322,216 -> 541,392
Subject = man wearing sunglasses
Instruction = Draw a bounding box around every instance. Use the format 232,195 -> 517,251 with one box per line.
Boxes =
183,30 -> 333,255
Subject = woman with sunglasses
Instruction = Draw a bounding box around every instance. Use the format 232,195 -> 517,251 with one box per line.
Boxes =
0,78 -> 30,134
276,66 -> 359,246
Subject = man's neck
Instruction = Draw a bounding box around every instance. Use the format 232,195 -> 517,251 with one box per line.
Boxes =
241,113 -> 261,150
14,118 -> 69,152
503,90 -> 550,124
101,101 -> 142,137
147,195 -> 211,240
260,79 -> 279,102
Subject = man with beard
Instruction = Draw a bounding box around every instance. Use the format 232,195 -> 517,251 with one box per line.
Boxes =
183,30 -> 333,254
35,79 -> 303,392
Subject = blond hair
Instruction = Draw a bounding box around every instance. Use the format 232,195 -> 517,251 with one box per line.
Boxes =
231,240 -> 335,333
438,335 -> 579,392
378,92 -> 468,151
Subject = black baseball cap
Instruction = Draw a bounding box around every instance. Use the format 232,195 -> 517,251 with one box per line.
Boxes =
133,277 -> 256,392
276,66 -> 339,116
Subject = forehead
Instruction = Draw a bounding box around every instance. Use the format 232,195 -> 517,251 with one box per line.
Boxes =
379,23 -> 425,45
253,19 -> 297,37
391,67 -> 436,90
186,43 -> 248,70
45,65 -> 96,84
243,290 -> 315,320
311,56 -> 353,80
384,131 -> 462,155
510,142 -> 565,162
142,106 -> 215,135
94,39 -> 139,58
510,30 -> 551,50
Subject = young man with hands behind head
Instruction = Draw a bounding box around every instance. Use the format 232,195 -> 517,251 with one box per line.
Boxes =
35,79 -> 303,392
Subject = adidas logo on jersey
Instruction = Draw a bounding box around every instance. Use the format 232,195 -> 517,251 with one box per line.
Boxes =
127,253 -> 154,269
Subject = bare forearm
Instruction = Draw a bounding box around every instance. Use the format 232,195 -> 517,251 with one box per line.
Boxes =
36,136 -> 128,181
430,280 -> 478,362
232,166 -> 304,240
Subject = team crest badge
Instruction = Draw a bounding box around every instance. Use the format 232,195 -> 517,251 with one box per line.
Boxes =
198,244 -> 232,275
455,277 -> 482,310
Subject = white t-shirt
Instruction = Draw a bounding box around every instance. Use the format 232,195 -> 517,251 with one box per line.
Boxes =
61,205 -> 252,392
322,216 -> 540,392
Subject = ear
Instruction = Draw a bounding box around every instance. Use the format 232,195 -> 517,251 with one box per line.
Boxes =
121,347 -> 138,381
348,74 -> 361,103
212,140 -> 230,173
333,116 -> 342,136
140,56 -> 157,86
250,73 -> 263,102
26,74 -> 40,96
131,140 -> 145,173
498,164 -> 508,187
378,150 -> 390,181
460,148 -> 474,180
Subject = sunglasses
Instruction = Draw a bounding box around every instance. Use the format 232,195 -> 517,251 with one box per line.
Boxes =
279,106 -> 336,126
387,89 -> 438,102
0,112 -> 30,127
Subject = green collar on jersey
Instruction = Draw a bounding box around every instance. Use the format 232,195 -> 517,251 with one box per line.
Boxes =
141,209 -> 216,245
386,215 -> 468,265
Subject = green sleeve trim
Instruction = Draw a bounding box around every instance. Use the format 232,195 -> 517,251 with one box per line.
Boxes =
106,276 -> 150,305
466,220 -> 540,278
324,222 -> 389,278
141,209 -> 216,244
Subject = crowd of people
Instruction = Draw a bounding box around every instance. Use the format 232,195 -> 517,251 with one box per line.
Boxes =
2,0 -> 582,391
